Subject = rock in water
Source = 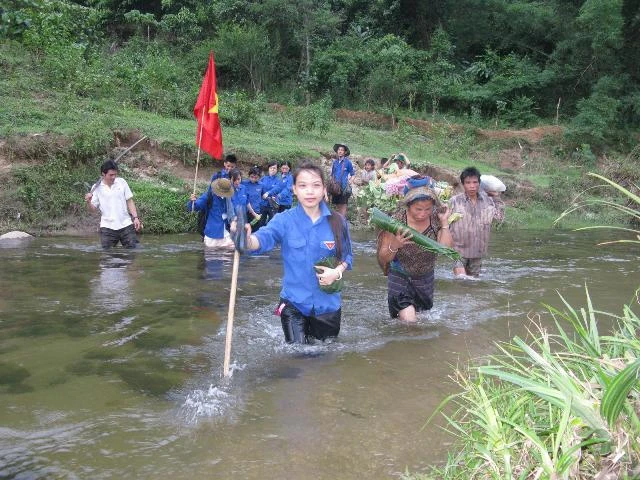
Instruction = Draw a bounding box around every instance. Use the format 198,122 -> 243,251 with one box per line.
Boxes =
0,231 -> 34,240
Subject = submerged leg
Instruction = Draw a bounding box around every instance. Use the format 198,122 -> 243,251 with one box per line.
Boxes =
280,303 -> 308,344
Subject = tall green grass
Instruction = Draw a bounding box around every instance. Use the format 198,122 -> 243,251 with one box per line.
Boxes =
556,172 -> 640,246
415,288 -> 640,479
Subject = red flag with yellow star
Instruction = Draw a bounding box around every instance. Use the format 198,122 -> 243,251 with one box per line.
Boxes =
194,52 -> 223,160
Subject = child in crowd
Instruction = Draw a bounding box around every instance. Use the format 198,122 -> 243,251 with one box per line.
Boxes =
360,158 -> 377,185
355,158 -> 378,223
380,153 -> 419,196
229,169 -> 259,229
211,153 -> 238,181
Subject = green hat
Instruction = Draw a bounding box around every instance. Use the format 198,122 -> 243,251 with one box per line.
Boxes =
333,143 -> 350,157
211,178 -> 233,198
392,153 -> 410,167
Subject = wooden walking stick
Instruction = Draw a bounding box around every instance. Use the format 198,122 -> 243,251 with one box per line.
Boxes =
222,206 -> 247,377
223,248 -> 240,377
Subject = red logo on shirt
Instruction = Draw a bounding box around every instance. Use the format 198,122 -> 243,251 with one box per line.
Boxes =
323,241 -> 335,250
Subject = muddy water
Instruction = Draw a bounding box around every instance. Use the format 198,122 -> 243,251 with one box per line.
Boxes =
0,229 -> 637,479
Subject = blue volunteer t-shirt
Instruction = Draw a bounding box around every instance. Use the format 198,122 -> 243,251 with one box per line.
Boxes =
267,173 -> 293,207
254,203 -> 353,316
260,174 -> 280,209
242,179 -> 264,213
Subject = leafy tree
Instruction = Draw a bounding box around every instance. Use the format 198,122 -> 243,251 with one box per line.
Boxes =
307,33 -> 365,106
158,6 -> 201,44
620,0 -> 640,84
123,9 -> 158,41
362,35 -> 418,124
0,0 -> 44,39
250,0 -> 340,100
419,27 -> 459,116
460,48 -> 546,121
214,23 -> 275,93
565,75 -> 624,150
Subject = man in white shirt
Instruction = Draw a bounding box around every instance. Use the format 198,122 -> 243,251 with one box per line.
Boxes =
84,160 -> 143,248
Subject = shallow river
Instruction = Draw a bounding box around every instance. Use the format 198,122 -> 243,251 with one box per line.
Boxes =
0,229 -> 637,479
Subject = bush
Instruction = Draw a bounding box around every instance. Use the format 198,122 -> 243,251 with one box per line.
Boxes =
109,41 -> 193,118
392,120 -> 421,145
129,180 -> 196,234
564,76 -> 623,150
531,174 -> 584,212
293,94 -> 334,134
502,95 -> 539,127
68,123 -> 112,162
219,91 -> 264,129
570,144 -> 597,168
13,157 -> 96,224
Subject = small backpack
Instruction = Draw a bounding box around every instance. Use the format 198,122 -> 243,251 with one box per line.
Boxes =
197,191 -> 214,240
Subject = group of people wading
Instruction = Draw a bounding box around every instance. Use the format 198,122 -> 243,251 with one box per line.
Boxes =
84,143 -> 504,345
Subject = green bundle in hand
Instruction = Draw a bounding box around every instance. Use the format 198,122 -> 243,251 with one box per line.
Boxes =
368,207 -> 461,261
314,256 -> 344,294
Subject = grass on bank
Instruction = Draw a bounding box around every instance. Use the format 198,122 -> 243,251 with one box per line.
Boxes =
408,287 -> 640,480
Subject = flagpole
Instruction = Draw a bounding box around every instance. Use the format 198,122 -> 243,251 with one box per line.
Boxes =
223,249 -> 240,377
192,107 -> 206,212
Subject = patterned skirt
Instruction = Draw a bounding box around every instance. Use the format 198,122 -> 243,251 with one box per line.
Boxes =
387,268 -> 435,318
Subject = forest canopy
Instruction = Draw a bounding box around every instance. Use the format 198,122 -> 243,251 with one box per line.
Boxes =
2,0 -> 639,150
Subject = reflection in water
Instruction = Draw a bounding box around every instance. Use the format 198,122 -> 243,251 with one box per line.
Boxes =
200,249 -> 234,281
89,253 -> 135,313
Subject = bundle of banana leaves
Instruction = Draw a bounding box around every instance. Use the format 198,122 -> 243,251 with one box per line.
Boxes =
368,207 -> 461,260
314,256 -> 344,293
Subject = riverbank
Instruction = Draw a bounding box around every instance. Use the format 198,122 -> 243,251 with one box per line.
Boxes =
0,111 -> 632,237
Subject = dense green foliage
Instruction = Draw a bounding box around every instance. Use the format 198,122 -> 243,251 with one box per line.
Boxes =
129,179 -> 196,234
12,158 -> 97,227
417,290 -> 640,479
2,0 -> 639,150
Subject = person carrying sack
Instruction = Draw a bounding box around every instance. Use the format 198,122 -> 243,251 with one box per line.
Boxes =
328,143 -> 355,218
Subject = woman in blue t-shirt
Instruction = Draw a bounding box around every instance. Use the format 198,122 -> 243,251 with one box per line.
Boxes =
263,161 -> 293,213
259,161 -> 280,225
241,165 -> 266,231
238,161 -> 353,344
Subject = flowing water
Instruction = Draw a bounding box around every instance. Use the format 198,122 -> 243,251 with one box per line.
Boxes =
0,229 -> 637,479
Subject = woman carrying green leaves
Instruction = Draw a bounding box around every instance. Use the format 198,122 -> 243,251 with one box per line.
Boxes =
375,185 -> 454,322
